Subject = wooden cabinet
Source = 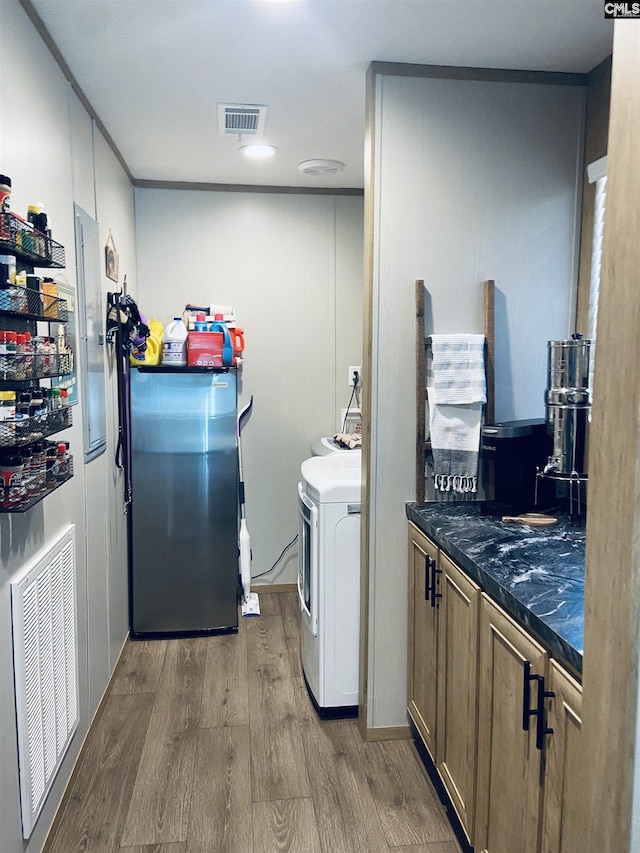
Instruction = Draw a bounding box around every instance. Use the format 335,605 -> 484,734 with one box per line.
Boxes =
540,661 -> 583,853
407,522 -> 583,853
407,522 -> 480,842
407,522 -> 439,760
475,594 -> 547,853
436,551 -> 480,840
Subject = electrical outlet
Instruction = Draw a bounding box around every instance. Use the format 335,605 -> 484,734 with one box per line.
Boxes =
348,365 -> 362,387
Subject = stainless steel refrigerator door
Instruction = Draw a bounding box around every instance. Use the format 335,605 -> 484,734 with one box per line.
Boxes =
130,368 -> 238,635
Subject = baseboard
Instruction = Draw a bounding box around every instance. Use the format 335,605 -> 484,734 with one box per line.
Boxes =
252,582 -> 297,594
364,725 -> 412,742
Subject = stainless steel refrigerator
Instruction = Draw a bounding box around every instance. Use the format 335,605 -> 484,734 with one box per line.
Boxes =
129,366 -> 239,637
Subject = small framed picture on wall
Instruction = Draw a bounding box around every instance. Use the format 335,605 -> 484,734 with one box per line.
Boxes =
105,231 -> 119,282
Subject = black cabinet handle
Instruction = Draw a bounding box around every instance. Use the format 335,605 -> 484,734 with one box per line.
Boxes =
522,660 -> 541,731
424,554 -> 431,601
430,563 -> 442,608
535,676 -> 555,750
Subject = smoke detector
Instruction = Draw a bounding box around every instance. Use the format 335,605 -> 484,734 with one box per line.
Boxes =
297,159 -> 345,176
218,103 -> 268,137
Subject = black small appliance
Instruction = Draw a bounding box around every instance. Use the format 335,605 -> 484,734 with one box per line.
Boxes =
480,419 -> 553,517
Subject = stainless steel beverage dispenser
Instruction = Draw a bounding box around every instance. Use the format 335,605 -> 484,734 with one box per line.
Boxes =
539,335 -> 593,524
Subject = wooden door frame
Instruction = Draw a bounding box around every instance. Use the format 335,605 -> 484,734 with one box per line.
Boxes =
574,24 -> 640,852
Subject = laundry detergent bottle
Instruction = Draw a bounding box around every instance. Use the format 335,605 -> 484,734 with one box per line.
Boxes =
162,317 -> 188,366
209,317 -> 234,367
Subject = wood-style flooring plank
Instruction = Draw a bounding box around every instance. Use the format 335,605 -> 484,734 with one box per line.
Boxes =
252,590 -> 280,618
44,693 -> 155,853
354,736 -> 455,847
293,679 -> 388,853
186,725 -> 253,852
45,592 -> 464,853
252,798 -> 322,853
200,628 -> 249,728
120,639 -> 207,847
392,843 -> 463,853
246,594 -> 310,802
110,639 -> 168,695
279,591 -> 303,678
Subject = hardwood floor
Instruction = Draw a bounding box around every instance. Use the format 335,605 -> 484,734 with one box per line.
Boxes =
43,593 -> 464,853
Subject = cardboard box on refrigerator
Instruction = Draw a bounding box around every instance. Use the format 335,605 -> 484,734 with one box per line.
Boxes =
187,331 -> 226,367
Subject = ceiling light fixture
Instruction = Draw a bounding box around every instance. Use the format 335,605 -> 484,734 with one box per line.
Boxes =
297,159 -> 345,176
240,143 -> 279,158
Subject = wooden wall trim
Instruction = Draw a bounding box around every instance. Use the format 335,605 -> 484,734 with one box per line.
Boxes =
576,23 -> 640,853
361,725 -> 412,742
252,583 -> 297,594
358,61 -> 377,740
483,280 -> 495,427
415,281 -> 426,504
134,179 -> 364,196
575,63 -> 612,335
369,60 -> 589,87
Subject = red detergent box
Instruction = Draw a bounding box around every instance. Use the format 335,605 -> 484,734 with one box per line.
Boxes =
187,331 -> 226,367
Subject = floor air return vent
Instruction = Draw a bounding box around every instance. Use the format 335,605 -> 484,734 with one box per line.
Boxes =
11,525 -> 79,839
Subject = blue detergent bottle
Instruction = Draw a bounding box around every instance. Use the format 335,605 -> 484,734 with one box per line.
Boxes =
209,318 -> 233,366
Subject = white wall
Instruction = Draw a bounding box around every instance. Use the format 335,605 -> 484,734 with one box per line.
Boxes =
0,3 -> 135,850
365,71 -> 585,728
135,188 -> 364,585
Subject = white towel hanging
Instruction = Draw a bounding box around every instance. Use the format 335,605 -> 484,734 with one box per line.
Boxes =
427,334 -> 486,494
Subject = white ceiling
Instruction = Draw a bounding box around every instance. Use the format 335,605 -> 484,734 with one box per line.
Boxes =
28,0 -> 613,190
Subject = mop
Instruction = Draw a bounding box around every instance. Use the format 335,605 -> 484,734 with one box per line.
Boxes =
238,396 -> 260,617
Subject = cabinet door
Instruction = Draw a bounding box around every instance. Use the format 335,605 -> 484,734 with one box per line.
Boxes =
436,553 -> 480,843
540,660 -> 582,853
475,594 -> 547,853
407,522 -> 439,761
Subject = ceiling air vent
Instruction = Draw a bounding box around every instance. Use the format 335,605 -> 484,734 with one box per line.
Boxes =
218,103 -> 268,137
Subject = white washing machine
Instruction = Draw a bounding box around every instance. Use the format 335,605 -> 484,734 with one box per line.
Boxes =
310,436 -> 360,457
297,452 -> 361,716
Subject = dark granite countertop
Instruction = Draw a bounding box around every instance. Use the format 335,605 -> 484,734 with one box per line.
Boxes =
406,502 -> 585,677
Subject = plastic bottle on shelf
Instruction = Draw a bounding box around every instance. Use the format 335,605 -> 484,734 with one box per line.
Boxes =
0,175 -> 11,210
29,387 -> 45,419
22,447 -> 36,495
23,332 -> 33,378
0,453 -> 24,506
15,392 -> 31,432
45,442 -> 58,486
0,331 -> 17,376
27,204 -> 44,255
32,441 -> 46,490
0,391 -> 16,421
0,175 -> 11,240
162,316 -> 188,366
14,333 -> 26,380
56,442 -> 70,479
209,314 -> 234,367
